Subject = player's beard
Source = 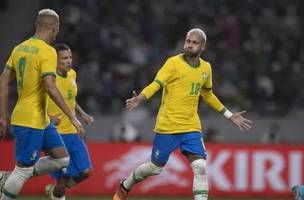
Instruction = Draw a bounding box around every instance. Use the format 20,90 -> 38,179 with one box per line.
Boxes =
184,49 -> 201,58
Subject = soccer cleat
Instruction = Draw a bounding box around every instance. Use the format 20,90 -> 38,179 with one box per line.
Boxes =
292,185 -> 304,200
113,180 -> 129,200
45,184 -> 55,198
0,171 -> 11,194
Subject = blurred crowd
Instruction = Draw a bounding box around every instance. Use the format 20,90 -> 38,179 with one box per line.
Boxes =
43,0 -> 304,117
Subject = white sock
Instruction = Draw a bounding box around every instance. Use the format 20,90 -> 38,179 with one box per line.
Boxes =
191,159 -> 208,200
0,194 -> 11,200
123,162 -> 163,190
51,195 -> 66,200
0,166 -> 33,200
33,156 -> 69,176
0,171 -> 11,192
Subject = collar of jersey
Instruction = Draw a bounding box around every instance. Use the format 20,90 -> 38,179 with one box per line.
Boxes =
182,54 -> 200,68
56,71 -> 68,78
31,35 -> 42,41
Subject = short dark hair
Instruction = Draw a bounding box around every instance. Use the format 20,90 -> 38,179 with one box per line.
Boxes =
54,43 -> 70,52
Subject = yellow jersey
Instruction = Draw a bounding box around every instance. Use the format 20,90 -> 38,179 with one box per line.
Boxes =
5,36 -> 57,129
141,54 -> 225,134
47,69 -> 77,134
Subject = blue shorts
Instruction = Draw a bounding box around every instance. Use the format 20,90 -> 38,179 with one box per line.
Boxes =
52,134 -> 92,179
12,123 -> 65,165
151,131 -> 207,165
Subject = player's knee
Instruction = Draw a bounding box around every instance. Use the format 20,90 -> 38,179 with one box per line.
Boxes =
80,168 -> 92,180
148,162 -> 163,175
191,159 -> 206,175
55,156 -> 70,169
13,165 -> 33,181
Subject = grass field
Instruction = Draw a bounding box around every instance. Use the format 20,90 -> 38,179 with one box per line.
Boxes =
17,197 -> 290,200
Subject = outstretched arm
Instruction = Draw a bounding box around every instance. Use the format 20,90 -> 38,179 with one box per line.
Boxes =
126,79 -> 162,110
76,102 -> 94,125
220,108 -> 252,131
126,91 -> 147,110
126,57 -> 175,111
202,89 -> 252,131
0,68 -> 15,138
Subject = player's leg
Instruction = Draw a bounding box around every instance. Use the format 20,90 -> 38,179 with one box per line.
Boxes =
48,169 -> 92,199
47,134 -> 92,199
181,132 -> 208,200
34,123 -> 69,176
46,177 -> 69,200
64,134 -> 92,188
66,168 -> 92,187
0,126 -> 44,200
113,133 -> 181,200
0,171 -> 11,194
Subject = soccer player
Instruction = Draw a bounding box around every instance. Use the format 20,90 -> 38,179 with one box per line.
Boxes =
113,28 -> 252,200
45,43 -> 94,200
0,9 -> 84,200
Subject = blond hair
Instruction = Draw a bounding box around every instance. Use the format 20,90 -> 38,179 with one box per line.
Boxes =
36,9 -> 59,30
187,28 -> 207,43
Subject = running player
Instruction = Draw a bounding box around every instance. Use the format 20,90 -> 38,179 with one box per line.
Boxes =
45,43 -> 94,200
0,9 -> 84,200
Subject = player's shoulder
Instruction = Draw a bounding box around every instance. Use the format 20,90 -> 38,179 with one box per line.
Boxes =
199,58 -> 212,70
11,39 -> 30,53
167,54 -> 183,62
68,69 -> 77,78
164,54 -> 184,66
26,37 -> 56,56
39,42 -> 56,54
9,39 -> 34,59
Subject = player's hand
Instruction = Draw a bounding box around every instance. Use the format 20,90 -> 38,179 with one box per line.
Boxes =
0,118 -> 9,139
70,116 -> 86,138
230,111 -> 252,131
50,114 -> 62,126
126,90 -> 140,110
81,113 -> 94,125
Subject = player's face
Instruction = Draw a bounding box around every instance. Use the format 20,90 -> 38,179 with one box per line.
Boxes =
57,49 -> 72,71
184,32 -> 205,57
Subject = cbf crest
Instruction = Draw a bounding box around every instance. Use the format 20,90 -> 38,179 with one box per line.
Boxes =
202,72 -> 207,81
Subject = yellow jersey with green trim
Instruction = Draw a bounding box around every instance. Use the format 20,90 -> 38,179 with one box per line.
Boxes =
142,54 -> 224,134
5,37 -> 57,129
47,69 -> 78,134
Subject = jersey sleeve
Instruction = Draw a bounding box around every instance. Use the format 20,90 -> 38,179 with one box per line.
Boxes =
70,69 -> 77,79
141,81 -> 161,99
141,58 -> 176,99
200,62 -> 225,112
4,50 -> 15,72
40,48 -> 57,78
202,62 -> 212,90
154,58 -> 176,86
